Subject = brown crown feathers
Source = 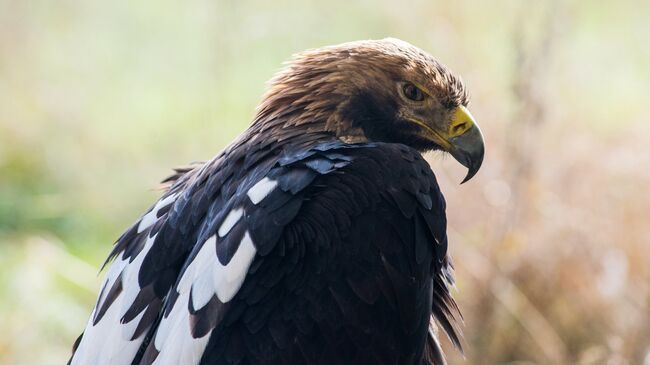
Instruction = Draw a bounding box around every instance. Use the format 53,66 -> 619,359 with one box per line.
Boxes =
251,38 -> 470,152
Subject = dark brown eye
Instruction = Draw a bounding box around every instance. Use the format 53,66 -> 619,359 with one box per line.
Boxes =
402,83 -> 424,101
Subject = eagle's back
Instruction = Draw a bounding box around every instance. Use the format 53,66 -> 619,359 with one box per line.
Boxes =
70,134 -> 459,365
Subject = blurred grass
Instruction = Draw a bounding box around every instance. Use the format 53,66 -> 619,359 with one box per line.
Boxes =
1,0 -> 649,364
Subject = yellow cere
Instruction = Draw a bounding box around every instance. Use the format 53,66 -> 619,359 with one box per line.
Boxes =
449,106 -> 476,138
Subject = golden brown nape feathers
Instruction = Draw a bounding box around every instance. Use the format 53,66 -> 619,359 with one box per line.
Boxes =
253,38 -> 484,182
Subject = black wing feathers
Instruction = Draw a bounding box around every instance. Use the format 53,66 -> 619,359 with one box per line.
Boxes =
71,137 -> 459,365
199,143 -> 459,365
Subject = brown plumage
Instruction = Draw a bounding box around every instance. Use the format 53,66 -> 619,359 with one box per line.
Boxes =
254,38 -> 468,143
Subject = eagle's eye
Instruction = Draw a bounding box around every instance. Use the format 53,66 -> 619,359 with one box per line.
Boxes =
402,83 -> 425,102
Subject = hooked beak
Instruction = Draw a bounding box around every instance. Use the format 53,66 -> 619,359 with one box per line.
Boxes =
447,106 -> 484,183
405,105 -> 485,183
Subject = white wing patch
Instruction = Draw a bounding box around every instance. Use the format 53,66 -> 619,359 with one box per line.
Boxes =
152,290 -> 210,365
152,232 -> 257,364
247,177 -> 278,204
176,232 -> 257,309
71,234 -> 158,365
73,183 -> 270,364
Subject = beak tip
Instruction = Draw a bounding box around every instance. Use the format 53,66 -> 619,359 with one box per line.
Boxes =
450,143 -> 484,184
460,174 -> 472,185
459,161 -> 481,184
448,124 -> 484,185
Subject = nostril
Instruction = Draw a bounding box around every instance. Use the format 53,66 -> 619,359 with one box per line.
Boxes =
453,122 -> 467,135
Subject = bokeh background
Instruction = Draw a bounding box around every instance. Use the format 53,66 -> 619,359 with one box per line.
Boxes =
1,0 -> 649,364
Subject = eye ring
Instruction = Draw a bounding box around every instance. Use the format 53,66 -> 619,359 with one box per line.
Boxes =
402,83 -> 425,102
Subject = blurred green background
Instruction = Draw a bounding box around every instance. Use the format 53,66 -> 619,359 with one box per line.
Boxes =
1,0 -> 649,364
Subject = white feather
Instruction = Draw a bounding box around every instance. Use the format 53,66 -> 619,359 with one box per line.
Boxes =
121,307 -> 146,340
178,236 -> 216,294
154,294 -> 185,350
119,234 -> 156,317
152,231 -> 257,363
138,193 -> 178,233
186,231 -> 256,308
153,290 -> 211,365
247,177 -> 278,204
75,202 -> 258,365
71,235 -> 158,365
73,284 -> 145,365
95,255 -> 127,311
214,231 -> 256,302
224,232 -> 256,284
190,264 -> 215,310
154,307 -> 186,364
218,208 -> 244,237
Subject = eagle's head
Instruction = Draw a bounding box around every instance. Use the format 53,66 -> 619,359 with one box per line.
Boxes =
255,38 -> 485,182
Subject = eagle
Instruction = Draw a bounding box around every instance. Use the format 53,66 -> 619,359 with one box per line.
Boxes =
69,38 -> 484,365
